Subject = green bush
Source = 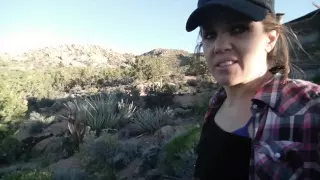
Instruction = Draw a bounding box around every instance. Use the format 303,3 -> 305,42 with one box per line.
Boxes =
0,170 -> 52,180
184,56 -> 209,76
0,80 -> 27,123
131,107 -> 175,134
0,67 -> 132,127
128,56 -> 179,82
78,133 -> 121,179
158,126 -> 201,178
0,136 -> 23,164
79,131 -> 140,173
162,126 -> 200,165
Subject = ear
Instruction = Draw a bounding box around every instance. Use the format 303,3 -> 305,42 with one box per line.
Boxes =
265,30 -> 279,53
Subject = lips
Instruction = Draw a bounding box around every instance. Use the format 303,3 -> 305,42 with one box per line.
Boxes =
215,59 -> 238,67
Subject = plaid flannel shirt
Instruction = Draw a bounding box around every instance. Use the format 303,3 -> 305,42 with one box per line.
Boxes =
199,73 -> 320,180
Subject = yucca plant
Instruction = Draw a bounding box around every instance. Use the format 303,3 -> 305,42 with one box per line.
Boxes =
62,98 -> 87,150
117,98 -> 137,127
83,93 -> 120,137
131,107 -> 175,134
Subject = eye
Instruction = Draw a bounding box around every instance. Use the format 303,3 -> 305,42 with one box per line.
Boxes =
229,24 -> 249,35
202,31 -> 217,40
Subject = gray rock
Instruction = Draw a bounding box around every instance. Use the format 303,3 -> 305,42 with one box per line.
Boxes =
117,123 -> 144,140
145,169 -> 161,180
44,120 -> 68,136
49,156 -> 81,171
52,168 -> 88,180
32,136 -> 64,156
154,125 -> 175,143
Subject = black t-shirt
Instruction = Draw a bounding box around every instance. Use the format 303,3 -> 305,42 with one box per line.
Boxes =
194,118 -> 252,180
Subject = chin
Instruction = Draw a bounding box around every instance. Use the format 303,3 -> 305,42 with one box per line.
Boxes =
217,80 -> 238,87
213,75 -> 240,86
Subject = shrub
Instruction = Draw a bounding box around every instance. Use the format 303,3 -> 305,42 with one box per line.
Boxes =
77,131 -> 140,179
0,66 -> 135,139
0,136 -> 23,164
79,133 -> 117,179
128,56 -> 178,82
25,112 -> 55,134
131,107 -> 175,134
0,81 -> 27,123
0,170 -> 52,180
158,126 -> 201,178
189,91 -> 212,116
184,56 -> 209,76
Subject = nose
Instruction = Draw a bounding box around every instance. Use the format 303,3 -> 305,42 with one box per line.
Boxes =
213,32 -> 232,54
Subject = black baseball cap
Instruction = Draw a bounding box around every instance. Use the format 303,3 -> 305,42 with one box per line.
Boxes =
186,0 -> 275,32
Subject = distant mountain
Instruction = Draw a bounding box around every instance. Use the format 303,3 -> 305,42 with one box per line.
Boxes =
0,45 -> 194,70
140,48 -> 191,57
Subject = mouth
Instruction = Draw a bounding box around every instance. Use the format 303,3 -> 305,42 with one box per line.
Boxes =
215,60 -> 238,67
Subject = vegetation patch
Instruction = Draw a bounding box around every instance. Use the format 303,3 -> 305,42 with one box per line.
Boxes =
0,170 -> 52,180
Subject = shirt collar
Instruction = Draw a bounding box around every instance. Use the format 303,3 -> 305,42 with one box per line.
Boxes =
209,73 -> 287,112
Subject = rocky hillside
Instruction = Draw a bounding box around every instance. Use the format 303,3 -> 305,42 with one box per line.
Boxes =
140,48 -> 191,57
0,90 -> 209,180
0,45 -> 193,70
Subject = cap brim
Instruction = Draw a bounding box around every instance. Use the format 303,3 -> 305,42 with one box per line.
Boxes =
186,0 -> 269,32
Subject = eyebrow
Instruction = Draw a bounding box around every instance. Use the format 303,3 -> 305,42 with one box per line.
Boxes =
201,19 -> 251,31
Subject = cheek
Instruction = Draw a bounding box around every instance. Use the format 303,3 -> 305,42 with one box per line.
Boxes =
202,42 -> 211,57
202,42 -> 214,62
239,37 -> 267,62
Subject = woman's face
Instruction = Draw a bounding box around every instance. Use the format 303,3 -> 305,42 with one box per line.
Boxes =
201,9 -> 278,87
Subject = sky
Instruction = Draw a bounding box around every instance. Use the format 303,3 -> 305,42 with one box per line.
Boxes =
0,0 -> 319,55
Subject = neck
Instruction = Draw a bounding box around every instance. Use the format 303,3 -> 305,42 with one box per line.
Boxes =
223,72 -> 273,107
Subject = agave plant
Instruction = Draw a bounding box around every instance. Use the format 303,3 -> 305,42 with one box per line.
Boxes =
83,93 -> 120,137
131,107 -> 175,134
117,98 -> 137,127
62,98 -> 87,149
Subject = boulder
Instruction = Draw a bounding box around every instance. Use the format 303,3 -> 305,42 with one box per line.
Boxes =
44,120 -> 68,136
32,136 -> 64,155
154,125 -> 175,143
49,156 -> 81,171
117,123 -> 144,140
14,120 -> 68,143
145,169 -> 161,180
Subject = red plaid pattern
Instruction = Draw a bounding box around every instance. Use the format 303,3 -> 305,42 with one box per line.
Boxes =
204,73 -> 320,180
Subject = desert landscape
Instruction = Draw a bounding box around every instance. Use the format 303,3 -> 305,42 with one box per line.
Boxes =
0,8 -> 319,180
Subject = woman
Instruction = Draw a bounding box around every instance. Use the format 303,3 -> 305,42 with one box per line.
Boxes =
185,0 -> 320,179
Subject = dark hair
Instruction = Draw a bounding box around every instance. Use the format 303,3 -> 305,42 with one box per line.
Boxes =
193,13 -> 305,81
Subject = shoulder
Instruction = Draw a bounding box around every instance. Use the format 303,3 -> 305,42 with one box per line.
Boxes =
277,78 -> 320,116
208,87 -> 226,108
